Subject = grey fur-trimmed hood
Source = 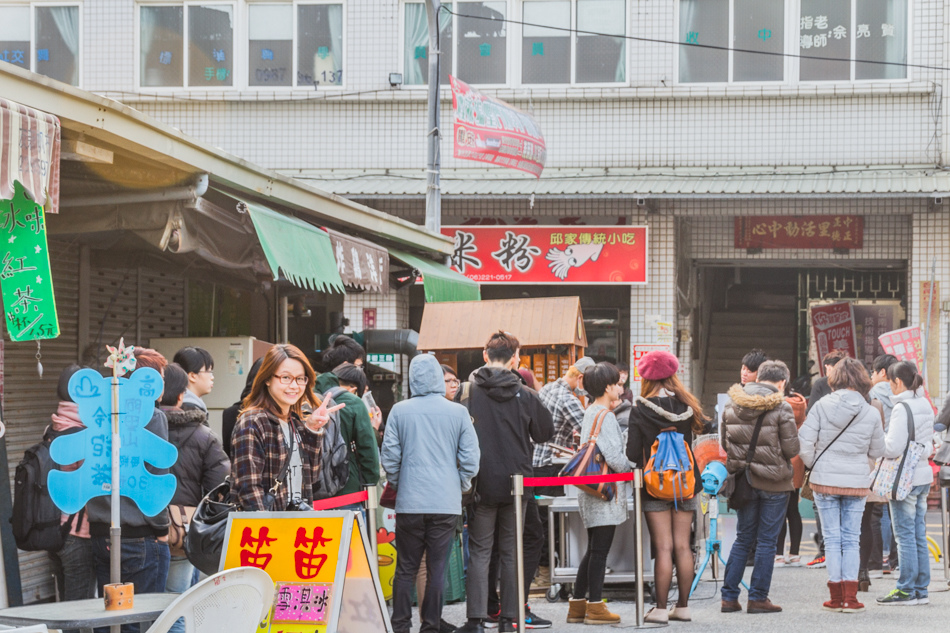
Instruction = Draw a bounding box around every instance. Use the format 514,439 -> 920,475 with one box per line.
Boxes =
634,395 -> 694,427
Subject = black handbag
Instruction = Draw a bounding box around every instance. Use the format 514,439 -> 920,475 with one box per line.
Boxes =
185,479 -> 238,576
727,412 -> 767,511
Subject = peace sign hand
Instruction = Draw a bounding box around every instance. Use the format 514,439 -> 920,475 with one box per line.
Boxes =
306,395 -> 346,433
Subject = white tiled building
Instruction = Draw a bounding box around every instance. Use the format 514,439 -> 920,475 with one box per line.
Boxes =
5,0 -> 949,400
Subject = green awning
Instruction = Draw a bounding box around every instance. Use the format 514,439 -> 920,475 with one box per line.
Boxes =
242,199 -> 345,293
390,249 -> 480,303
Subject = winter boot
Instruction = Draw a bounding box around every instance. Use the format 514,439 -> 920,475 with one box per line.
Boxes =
841,581 -> 866,613
567,599 -> 587,624
823,582 -> 843,612
584,600 -> 621,625
857,569 -> 871,592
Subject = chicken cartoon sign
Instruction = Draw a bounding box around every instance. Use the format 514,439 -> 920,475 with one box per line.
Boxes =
444,226 -> 647,284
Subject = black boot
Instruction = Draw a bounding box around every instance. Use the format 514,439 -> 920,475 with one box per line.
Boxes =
858,569 -> 871,592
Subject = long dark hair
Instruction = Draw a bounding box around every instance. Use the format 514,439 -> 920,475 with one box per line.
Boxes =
640,374 -> 709,434
241,344 -> 319,419
887,360 -> 924,392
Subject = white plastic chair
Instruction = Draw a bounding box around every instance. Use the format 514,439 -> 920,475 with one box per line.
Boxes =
0,626 -> 49,632
145,568 -> 275,633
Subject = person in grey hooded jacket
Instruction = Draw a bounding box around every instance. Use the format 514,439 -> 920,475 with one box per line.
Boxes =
381,354 -> 480,633
799,357 -> 885,612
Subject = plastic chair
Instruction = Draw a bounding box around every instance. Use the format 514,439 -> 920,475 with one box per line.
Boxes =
0,626 -> 49,632
145,568 -> 275,633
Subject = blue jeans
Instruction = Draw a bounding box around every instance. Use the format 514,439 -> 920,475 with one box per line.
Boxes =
889,483 -> 931,598
165,556 -> 196,633
722,489 -> 789,602
93,536 -> 170,633
814,493 -> 866,582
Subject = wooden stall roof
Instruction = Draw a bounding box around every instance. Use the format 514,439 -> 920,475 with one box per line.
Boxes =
417,297 -> 587,351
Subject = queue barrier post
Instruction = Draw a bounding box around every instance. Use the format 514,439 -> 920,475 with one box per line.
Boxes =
512,474 -> 526,633
366,484 -> 379,575
633,468 -> 645,627
942,486 -> 949,582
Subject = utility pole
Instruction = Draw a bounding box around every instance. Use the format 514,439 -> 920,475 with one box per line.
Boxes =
424,0 -> 442,234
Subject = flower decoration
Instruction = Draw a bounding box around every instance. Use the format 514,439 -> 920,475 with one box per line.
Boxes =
104,337 -> 137,377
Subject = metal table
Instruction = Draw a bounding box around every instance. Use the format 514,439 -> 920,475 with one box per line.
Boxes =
546,491 -> 653,599
0,593 -> 177,633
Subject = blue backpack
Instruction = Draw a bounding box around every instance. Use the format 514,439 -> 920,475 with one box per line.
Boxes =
643,429 -> 696,507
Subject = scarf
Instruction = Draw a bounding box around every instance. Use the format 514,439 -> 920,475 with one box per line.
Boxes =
50,401 -> 84,431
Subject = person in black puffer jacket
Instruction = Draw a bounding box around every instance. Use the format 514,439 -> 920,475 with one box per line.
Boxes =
161,363 -> 229,626
221,358 -> 262,459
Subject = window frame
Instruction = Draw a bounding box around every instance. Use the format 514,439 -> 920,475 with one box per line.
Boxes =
246,0 -> 347,92
0,1 -> 83,87
673,0 -> 912,87
518,0 -> 628,88
135,0 -> 240,91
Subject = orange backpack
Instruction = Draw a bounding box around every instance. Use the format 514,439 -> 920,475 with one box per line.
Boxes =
643,429 -> 696,504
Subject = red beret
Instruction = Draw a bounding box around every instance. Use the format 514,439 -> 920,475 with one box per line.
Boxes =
638,351 -> 679,381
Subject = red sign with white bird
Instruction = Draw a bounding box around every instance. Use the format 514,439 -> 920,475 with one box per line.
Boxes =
442,226 -> 648,284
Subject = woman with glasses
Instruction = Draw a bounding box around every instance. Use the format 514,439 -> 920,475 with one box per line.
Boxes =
442,364 -> 461,401
231,344 -> 344,511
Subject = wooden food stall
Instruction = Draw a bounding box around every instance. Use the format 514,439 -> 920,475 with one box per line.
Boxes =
416,297 -> 588,383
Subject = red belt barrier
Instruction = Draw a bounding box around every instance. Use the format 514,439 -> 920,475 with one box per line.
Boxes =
524,473 -> 635,487
309,490 -> 369,511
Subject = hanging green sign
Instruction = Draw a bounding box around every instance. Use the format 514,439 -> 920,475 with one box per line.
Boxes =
0,180 -> 59,341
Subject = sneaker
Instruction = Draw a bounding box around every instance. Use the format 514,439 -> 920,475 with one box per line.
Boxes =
917,595 -> 930,605
523,606 -> 552,629
499,619 -> 516,633
807,555 -> 826,569
785,555 -> 803,567
774,555 -> 785,565
876,589 -> 918,606
440,619 -> 458,633
484,610 -> 500,628
868,569 -> 884,579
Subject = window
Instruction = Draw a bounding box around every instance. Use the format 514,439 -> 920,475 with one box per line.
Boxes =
679,0 -> 784,83
677,0 -> 908,84
139,3 -> 234,88
457,2 -> 507,85
404,2 -> 452,85
0,4 -> 80,86
521,0 -> 625,85
247,2 -> 343,88
800,0 -> 907,81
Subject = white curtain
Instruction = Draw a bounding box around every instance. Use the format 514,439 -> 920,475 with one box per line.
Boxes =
404,3 -> 428,85
48,6 -> 79,84
328,4 -> 343,75
678,0 -> 697,83
139,7 -> 158,78
883,0 -> 907,79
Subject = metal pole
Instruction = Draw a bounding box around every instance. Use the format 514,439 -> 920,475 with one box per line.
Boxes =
942,486 -> 949,581
512,474 -> 526,633
922,258 -> 936,385
366,484 -> 379,575
279,295 -> 289,344
634,469 -> 645,627
424,0 -> 442,233
110,375 -> 121,586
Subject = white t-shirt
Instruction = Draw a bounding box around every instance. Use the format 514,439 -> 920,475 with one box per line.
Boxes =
279,421 -> 303,504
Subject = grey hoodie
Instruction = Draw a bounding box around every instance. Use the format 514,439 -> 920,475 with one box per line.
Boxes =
381,354 -> 480,515
800,389 -> 885,490
869,381 -> 895,431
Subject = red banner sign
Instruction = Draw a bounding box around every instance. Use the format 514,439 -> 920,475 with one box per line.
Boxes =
811,302 -> 857,375
735,215 -> 863,249
444,226 -> 648,284
450,76 -> 546,178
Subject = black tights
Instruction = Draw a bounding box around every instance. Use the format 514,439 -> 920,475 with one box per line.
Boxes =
776,489 -> 803,556
573,525 -> 616,603
645,509 -> 695,609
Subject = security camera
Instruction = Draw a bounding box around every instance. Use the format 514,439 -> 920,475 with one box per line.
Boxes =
637,198 -> 646,206
935,197 -> 943,206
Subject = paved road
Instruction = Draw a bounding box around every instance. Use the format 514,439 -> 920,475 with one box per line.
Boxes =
435,510 -> 950,631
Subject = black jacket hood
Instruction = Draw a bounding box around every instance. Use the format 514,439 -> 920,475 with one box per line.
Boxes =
162,407 -> 209,428
472,366 -> 523,402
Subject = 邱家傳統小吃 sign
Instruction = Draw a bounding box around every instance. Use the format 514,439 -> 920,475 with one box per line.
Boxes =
0,181 -> 59,341
450,76 -> 546,178
221,512 -> 392,632
735,215 -> 863,250
444,225 -> 647,284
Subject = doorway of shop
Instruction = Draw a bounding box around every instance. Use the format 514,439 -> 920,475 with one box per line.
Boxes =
695,266 -> 907,413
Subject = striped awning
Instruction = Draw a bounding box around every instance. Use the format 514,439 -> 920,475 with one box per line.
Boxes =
0,97 -> 60,213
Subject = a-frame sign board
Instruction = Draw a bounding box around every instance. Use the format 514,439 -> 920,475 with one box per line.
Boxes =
221,511 -> 393,633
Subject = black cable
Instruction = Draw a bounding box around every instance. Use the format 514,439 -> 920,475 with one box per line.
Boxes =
444,7 -> 950,74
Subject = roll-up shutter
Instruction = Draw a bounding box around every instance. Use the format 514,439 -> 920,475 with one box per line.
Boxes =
3,240 -> 79,603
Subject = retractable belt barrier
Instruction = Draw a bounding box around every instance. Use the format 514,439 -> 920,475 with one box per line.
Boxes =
307,486 -> 379,574
511,470 -> 646,631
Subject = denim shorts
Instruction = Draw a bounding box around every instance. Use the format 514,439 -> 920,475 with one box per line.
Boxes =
643,494 -> 700,513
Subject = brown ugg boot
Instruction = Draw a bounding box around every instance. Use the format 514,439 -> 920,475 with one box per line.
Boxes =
823,582 -> 843,612
584,600 -> 621,625
567,599 -> 587,623
840,581 -> 866,613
